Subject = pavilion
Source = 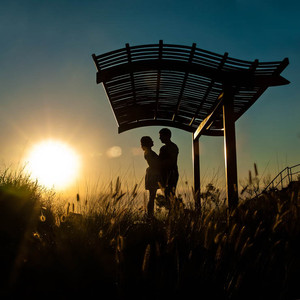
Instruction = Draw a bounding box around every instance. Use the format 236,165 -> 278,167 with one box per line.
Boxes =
92,41 -> 289,211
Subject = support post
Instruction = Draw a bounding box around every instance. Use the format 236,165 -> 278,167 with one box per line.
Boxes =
193,136 -> 201,211
223,87 -> 238,211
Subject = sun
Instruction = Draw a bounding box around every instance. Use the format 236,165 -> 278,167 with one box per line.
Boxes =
25,139 -> 80,190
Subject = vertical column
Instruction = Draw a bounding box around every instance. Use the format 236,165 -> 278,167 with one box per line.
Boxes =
223,87 -> 238,211
193,135 -> 201,211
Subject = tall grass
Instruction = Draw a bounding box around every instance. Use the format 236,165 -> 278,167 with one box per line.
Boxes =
0,167 -> 299,299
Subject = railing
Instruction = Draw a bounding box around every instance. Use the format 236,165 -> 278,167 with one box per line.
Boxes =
262,164 -> 300,192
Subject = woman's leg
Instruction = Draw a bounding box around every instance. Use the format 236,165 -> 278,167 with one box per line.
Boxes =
147,189 -> 157,217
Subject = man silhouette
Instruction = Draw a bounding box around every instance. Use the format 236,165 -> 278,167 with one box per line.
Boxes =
158,128 -> 179,202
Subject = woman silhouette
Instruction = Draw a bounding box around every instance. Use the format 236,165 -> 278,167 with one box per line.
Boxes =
140,136 -> 161,218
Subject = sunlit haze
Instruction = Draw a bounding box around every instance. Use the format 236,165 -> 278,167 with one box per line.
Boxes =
0,0 -> 299,195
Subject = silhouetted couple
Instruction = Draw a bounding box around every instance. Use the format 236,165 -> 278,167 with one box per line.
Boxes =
141,128 -> 179,218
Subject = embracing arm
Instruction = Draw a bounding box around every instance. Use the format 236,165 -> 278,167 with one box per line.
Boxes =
146,151 -> 160,170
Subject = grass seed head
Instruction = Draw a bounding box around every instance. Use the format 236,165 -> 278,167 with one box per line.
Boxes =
254,163 -> 258,176
40,214 -> 46,222
249,170 -> 252,185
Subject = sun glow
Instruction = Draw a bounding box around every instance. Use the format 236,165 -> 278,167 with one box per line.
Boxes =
25,140 -> 80,190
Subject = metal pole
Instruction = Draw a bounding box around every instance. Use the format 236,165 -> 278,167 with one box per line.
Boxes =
223,87 -> 238,211
193,136 -> 201,212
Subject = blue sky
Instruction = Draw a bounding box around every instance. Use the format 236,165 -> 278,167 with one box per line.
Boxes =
0,0 -> 299,194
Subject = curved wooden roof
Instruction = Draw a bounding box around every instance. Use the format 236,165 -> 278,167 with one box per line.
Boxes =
92,41 -> 289,135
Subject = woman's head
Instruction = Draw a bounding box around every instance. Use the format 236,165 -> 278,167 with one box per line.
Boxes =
141,136 -> 154,148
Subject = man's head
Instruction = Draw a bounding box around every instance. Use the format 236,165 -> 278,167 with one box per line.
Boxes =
159,128 -> 171,144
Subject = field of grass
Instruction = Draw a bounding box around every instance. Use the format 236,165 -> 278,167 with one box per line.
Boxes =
0,167 -> 299,299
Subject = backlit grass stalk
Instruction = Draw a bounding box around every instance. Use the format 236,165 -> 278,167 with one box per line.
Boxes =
0,167 -> 299,299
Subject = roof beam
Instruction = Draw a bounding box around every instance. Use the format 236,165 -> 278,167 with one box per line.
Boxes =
275,57 -> 289,74
119,119 -> 195,133
118,119 -> 223,135
154,40 -> 163,120
189,52 -> 228,126
172,43 -> 196,121
102,82 -> 120,127
126,43 -> 137,106
193,92 -> 224,140
92,53 -> 101,72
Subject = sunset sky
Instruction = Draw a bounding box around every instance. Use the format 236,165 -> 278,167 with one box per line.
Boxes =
0,0 -> 299,195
